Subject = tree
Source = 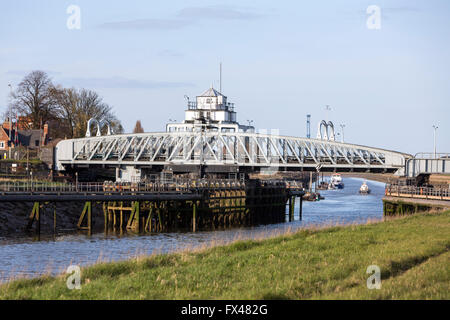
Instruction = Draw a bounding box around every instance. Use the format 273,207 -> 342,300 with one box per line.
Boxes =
133,120 -> 144,133
49,86 -> 124,138
8,71 -> 124,139
49,85 -> 78,138
72,88 -> 123,138
10,71 -> 57,129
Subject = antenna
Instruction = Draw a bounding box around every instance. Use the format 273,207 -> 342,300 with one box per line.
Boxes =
306,114 -> 311,138
219,62 -> 222,93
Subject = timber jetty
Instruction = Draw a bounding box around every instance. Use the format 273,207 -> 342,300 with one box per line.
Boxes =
0,179 -> 304,239
383,184 -> 450,216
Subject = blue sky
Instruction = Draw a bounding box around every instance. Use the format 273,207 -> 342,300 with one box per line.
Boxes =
0,0 -> 449,154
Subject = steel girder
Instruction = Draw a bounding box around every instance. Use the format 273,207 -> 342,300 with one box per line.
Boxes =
55,131 -> 409,173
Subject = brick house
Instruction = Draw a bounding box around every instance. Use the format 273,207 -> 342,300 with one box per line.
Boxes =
0,118 -> 49,157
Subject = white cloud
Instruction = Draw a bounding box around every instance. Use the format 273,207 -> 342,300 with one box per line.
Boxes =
98,6 -> 262,30
59,76 -> 194,89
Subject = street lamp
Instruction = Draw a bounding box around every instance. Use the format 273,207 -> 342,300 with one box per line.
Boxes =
325,105 -> 331,122
340,124 -> 346,143
432,125 -> 438,158
247,120 -> 254,127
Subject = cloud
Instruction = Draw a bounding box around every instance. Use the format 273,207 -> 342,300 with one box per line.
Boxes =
359,6 -> 419,19
99,18 -> 193,30
0,48 -> 20,56
177,6 -> 262,20
382,7 -> 419,14
58,76 -> 195,89
6,70 -> 62,77
98,6 -> 262,30
157,49 -> 184,57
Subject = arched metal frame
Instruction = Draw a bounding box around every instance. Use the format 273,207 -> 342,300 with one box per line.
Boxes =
85,118 -> 113,137
56,131 -> 410,174
316,120 -> 336,141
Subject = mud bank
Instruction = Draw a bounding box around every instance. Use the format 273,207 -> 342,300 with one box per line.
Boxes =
0,202 -> 105,238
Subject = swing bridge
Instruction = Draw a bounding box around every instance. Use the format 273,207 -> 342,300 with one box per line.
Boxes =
54,130 -> 411,178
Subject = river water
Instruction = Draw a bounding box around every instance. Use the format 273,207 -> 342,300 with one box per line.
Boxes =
0,177 -> 385,282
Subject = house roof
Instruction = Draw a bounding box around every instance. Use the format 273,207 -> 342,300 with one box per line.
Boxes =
199,87 -> 226,98
1,128 -> 42,147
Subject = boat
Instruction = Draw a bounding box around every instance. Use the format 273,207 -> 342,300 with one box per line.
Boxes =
330,173 -> 344,189
303,192 -> 325,201
317,181 -> 329,190
359,181 -> 371,194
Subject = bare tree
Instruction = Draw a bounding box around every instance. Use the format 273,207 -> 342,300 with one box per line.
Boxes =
133,120 -> 144,133
10,71 -> 57,129
8,71 -> 124,139
72,89 -> 123,138
49,85 -> 78,138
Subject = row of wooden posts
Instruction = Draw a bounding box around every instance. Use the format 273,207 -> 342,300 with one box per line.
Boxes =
26,194 -> 303,239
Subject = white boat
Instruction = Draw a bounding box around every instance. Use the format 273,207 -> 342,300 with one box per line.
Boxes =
359,181 -> 371,194
330,173 -> 344,189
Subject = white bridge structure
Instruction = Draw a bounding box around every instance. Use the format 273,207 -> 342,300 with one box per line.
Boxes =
55,86 -> 411,181
405,153 -> 450,178
55,131 -> 410,178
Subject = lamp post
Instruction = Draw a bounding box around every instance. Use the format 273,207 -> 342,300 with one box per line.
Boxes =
7,84 -> 12,159
340,124 -> 346,143
432,125 -> 438,158
325,105 -> 331,122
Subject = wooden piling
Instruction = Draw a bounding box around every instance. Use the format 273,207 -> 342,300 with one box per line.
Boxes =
292,196 -> 295,221
288,196 -> 293,222
36,203 -> 40,240
120,201 -> 124,230
145,205 -> 153,232
299,196 -> 303,220
103,202 -> 108,233
134,201 -> 140,232
27,202 -> 41,240
53,202 -> 56,234
77,201 -> 92,235
193,201 -> 197,232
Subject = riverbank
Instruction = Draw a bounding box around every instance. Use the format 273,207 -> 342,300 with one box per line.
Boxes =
340,172 -> 398,184
1,210 -> 448,299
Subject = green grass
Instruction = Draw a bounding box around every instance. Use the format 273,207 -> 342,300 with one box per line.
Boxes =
0,159 -> 42,164
1,211 -> 449,300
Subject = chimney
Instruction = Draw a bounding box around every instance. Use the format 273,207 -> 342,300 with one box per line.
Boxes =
2,119 -> 10,130
42,123 -> 49,145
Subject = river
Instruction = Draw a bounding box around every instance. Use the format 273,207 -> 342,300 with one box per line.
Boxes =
0,177 -> 385,282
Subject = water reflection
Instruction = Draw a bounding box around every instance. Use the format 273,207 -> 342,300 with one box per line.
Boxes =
0,177 -> 385,282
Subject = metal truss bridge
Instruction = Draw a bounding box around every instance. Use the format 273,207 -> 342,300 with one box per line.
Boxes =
405,153 -> 450,177
55,131 -> 410,175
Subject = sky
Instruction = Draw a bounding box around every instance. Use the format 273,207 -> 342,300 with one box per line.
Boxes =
0,0 -> 449,155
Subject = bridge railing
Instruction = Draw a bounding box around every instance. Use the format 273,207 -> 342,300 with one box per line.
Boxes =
385,184 -> 450,201
414,152 -> 450,159
0,178 -> 305,194
0,181 -> 193,194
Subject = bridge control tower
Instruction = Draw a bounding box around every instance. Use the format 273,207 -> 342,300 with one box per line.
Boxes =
166,87 -> 254,133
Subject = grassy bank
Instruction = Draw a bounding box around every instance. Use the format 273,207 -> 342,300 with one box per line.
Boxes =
1,211 -> 449,299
